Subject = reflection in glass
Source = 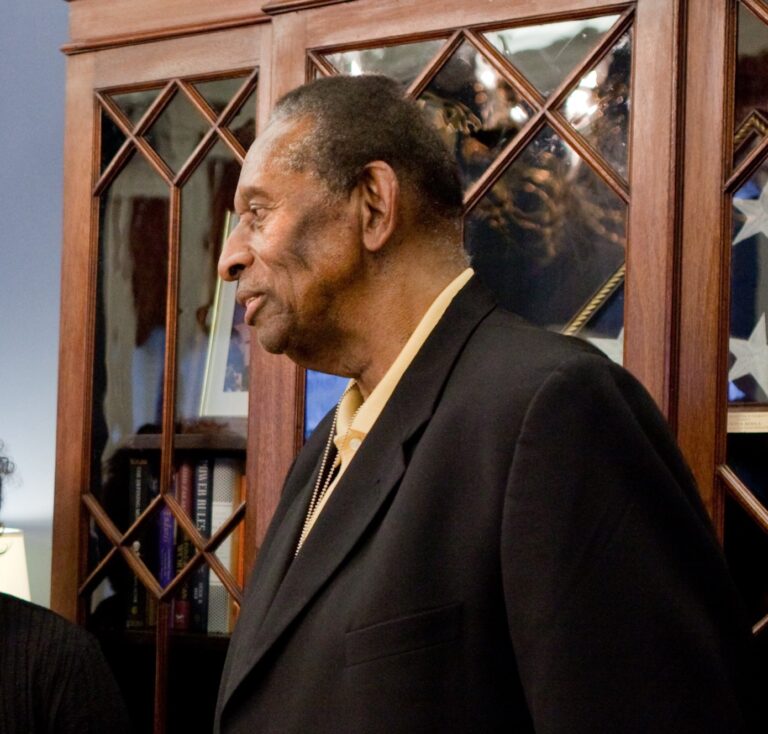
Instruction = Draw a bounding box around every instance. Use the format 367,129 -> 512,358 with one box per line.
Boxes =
418,41 -> 534,189
101,108 -> 127,172
735,4 -> 768,167
323,39 -> 445,88
144,90 -> 210,173
92,152 -> 169,534
485,15 -> 619,97
110,88 -> 162,129
723,493 -> 768,626
560,29 -> 632,179
193,75 -> 249,116
580,282 -> 625,364
465,125 -> 626,332
305,370 -> 348,440
226,85 -> 258,151
177,141 -> 243,431
729,163 -> 768,403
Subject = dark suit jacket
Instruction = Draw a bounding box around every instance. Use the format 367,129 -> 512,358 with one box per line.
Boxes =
216,278 -> 760,733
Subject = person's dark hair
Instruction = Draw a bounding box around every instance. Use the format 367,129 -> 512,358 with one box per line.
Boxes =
272,74 -> 464,228
0,443 -> 14,518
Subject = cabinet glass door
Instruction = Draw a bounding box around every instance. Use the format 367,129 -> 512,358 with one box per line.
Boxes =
723,0 -> 768,640
84,65 -> 258,734
304,8 -> 635,433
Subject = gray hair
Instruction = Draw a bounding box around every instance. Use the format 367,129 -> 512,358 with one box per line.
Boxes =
271,75 -> 464,229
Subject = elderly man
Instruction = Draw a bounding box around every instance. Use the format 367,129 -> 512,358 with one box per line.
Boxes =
214,75 -> 759,733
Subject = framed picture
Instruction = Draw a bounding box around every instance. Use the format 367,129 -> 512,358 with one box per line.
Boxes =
199,214 -> 250,418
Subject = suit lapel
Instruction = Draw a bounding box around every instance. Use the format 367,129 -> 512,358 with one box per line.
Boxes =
220,277 -> 497,712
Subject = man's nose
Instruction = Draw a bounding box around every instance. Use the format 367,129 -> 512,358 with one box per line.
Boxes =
218,229 -> 252,282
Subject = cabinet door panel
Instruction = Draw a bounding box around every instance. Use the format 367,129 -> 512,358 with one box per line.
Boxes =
290,0 -> 679,472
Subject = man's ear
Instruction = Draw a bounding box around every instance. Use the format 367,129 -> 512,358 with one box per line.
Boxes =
356,161 -> 399,253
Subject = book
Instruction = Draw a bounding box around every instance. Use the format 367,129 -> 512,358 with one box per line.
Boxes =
171,461 -> 194,631
191,458 -> 212,633
157,503 -> 175,590
208,457 -> 242,634
126,457 -> 151,630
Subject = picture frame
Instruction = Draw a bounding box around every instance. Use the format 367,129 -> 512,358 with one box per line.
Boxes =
199,213 -> 250,418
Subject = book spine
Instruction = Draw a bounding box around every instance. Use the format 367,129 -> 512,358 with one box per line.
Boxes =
208,457 -> 242,635
126,458 -> 149,630
191,458 -> 212,633
157,504 -> 175,590
171,461 -> 194,631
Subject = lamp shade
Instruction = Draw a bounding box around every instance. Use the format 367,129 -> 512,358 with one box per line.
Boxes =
0,528 -> 31,600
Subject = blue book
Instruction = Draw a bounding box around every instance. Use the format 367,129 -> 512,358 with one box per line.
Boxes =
157,504 -> 175,590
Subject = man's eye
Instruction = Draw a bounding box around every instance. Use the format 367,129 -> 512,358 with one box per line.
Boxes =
249,206 -> 267,221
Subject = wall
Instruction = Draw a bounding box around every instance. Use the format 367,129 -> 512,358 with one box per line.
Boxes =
0,0 -> 69,606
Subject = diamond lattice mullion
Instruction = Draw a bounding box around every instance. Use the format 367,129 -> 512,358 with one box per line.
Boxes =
172,127 -> 220,186
743,0 -> 768,28
465,29 -> 545,109
118,543 -> 163,598
543,8 -> 635,114
77,545 -> 119,597
159,186 -> 182,500
462,108 -> 547,213
93,140 -> 137,197
545,108 -> 630,203
97,93 -> 136,141
220,71 -> 259,127
719,464 -> 768,535
203,501 -> 246,555
204,549 -> 244,604
164,492 -> 207,552
120,493 -> 165,546
177,80 -> 219,128
404,30 -> 465,100
129,80 -> 177,138
215,126 -> 249,163
82,492 -> 124,546
463,10 -> 634,213
131,136 -> 175,186
754,611 -> 768,636
157,549 -> 205,601
307,50 -> 340,78
727,130 -> 768,193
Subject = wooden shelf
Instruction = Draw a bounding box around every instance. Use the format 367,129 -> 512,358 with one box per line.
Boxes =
122,432 -> 247,452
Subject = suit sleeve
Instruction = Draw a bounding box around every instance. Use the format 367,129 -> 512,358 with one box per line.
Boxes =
501,353 -> 760,733
44,622 -> 132,734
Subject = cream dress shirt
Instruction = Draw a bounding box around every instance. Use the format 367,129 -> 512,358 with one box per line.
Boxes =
297,268 -> 474,550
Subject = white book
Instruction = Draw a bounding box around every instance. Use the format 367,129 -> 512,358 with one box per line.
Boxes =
207,457 -> 241,634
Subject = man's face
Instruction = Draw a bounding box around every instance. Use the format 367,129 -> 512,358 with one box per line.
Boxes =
218,118 -> 362,366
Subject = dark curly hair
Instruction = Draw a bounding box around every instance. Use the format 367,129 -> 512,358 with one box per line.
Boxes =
271,74 -> 464,231
0,443 -> 14,512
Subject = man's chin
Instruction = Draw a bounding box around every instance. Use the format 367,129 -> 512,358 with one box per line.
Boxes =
255,329 -> 289,356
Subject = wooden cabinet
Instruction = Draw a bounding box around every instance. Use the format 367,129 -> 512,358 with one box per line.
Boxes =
52,1 -> 768,731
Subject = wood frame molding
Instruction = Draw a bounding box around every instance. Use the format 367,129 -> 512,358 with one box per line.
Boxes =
290,0 -> 682,415
676,0 -> 733,519
63,0 -> 269,55
62,15 -> 269,55
262,0 -> 354,15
